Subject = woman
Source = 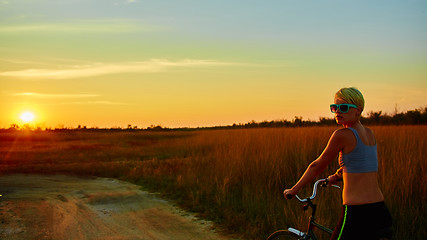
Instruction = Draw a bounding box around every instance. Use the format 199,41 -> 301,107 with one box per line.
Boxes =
283,87 -> 392,240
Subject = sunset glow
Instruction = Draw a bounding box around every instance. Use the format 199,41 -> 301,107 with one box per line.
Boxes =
1,1 -> 426,128
20,111 -> 35,123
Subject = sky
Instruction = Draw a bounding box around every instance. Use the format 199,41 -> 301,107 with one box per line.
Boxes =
1,0 -> 426,128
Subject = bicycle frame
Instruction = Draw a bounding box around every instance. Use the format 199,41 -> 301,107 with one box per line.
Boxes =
303,197 -> 334,239
284,179 -> 339,240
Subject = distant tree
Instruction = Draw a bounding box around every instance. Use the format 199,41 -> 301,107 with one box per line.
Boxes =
368,111 -> 382,125
21,124 -> 33,131
391,113 -> 405,125
319,117 -> 335,126
147,125 -> 165,131
9,123 -> 19,130
406,110 -> 422,125
77,124 -> 87,130
293,116 -> 303,127
422,107 -> 427,123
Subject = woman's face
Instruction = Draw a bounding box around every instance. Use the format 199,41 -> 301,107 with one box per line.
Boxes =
333,98 -> 361,125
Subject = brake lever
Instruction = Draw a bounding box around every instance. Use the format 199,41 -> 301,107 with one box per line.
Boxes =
320,181 -> 340,189
322,178 -> 341,189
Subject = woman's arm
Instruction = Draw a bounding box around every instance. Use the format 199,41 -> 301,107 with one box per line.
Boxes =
284,130 -> 346,198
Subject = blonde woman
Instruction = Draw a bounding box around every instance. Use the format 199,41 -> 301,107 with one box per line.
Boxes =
283,87 -> 392,240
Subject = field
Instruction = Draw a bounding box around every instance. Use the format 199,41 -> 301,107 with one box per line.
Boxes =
0,126 -> 425,239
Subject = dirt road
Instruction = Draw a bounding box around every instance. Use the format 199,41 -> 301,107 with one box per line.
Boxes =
0,174 -> 235,240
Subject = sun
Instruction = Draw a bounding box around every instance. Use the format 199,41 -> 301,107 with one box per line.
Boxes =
20,111 -> 35,123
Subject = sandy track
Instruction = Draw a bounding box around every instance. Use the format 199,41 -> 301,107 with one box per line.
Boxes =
0,175 -> 234,240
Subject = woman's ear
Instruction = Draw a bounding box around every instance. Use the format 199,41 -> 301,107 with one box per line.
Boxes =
356,107 -> 362,117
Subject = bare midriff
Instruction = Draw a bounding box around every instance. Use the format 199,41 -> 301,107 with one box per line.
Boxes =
342,172 -> 384,205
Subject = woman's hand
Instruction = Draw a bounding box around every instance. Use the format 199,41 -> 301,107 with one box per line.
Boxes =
327,174 -> 342,185
328,167 -> 343,185
283,188 -> 298,199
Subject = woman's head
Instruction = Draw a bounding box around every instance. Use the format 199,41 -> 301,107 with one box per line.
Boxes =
333,87 -> 364,124
334,87 -> 364,113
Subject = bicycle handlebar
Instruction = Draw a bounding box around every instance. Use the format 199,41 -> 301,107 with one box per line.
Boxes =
291,178 -> 340,203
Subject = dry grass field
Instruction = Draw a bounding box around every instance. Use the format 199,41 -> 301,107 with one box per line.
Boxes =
0,125 -> 425,239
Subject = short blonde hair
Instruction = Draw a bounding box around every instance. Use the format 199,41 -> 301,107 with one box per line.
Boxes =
335,87 -> 365,112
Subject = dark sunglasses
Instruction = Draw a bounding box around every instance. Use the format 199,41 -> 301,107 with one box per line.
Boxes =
330,104 -> 357,113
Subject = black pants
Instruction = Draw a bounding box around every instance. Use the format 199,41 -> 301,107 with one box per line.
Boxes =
330,201 -> 393,240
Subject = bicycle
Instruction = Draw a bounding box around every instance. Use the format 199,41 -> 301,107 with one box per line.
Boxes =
267,178 -> 393,240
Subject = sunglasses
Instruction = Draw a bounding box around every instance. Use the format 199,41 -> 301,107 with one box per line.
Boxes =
330,104 -> 357,113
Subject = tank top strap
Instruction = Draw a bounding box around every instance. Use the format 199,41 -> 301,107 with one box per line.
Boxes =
347,127 -> 361,143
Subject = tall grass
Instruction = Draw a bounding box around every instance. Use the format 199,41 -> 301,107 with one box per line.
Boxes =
0,126 -> 425,239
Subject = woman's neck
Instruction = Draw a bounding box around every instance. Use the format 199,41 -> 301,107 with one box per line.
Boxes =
343,120 -> 362,129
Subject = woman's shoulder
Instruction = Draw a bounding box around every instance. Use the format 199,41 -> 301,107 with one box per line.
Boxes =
333,127 -> 354,135
363,126 -> 375,135
332,128 -> 356,141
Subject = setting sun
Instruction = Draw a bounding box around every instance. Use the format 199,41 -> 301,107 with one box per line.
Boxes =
20,111 -> 35,123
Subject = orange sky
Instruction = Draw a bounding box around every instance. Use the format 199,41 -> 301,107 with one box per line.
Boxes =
1,1 -> 426,128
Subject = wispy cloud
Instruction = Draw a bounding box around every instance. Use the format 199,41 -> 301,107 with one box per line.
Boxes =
113,0 -> 138,6
0,19 -> 159,33
14,100 -> 128,106
0,59 -> 239,80
10,92 -> 99,99
9,92 -> 128,106
64,101 -> 128,105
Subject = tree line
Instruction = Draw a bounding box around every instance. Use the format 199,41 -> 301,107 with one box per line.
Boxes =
205,107 -> 427,129
3,107 -> 426,132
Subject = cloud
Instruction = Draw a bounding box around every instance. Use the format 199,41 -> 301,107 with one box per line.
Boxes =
113,0 -> 138,6
0,19 -> 159,33
44,101 -> 129,106
0,59 -> 239,80
67,101 -> 128,105
10,92 -> 99,99
9,92 -> 128,106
